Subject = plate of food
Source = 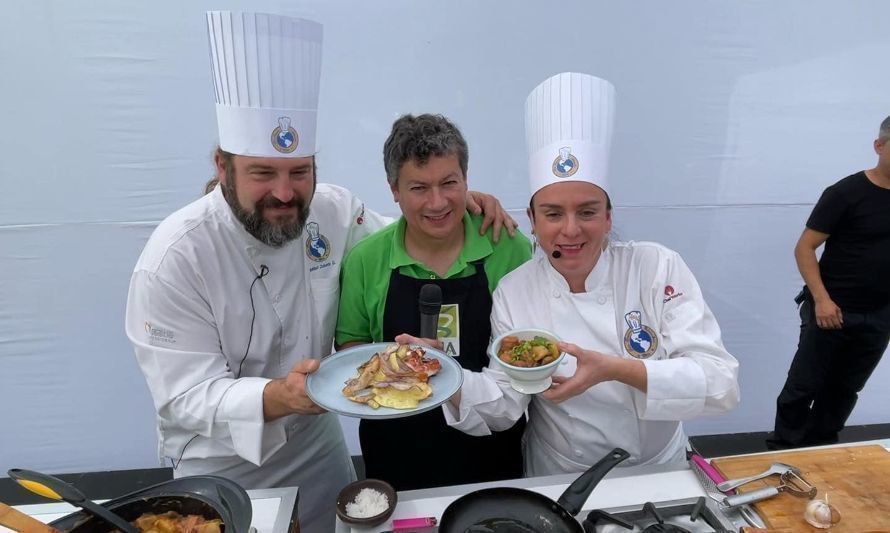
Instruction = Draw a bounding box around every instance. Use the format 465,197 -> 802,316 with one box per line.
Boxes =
306,342 -> 463,419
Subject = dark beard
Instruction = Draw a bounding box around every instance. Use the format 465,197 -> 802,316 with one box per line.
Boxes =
221,181 -> 309,248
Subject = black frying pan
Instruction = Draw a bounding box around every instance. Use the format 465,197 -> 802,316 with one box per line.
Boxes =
438,448 -> 629,533
41,475 -> 252,533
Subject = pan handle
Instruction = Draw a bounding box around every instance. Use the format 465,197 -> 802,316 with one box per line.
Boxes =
8,469 -> 138,533
556,448 -> 630,516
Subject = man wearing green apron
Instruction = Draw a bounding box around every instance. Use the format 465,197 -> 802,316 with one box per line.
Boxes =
336,114 -> 532,490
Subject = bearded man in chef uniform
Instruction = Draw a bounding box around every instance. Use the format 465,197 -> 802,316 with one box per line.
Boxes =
126,12 -> 512,533
444,72 -> 741,476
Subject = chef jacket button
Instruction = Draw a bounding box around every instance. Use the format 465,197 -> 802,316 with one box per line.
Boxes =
553,291 -> 560,298
273,294 -> 280,302
597,296 -> 607,305
574,450 -> 583,457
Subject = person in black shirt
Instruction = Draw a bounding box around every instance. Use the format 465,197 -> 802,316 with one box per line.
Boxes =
768,116 -> 890,449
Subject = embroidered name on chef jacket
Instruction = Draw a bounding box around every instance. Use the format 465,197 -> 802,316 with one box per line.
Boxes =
623,310 -> 657,358
438,304 -> 460,357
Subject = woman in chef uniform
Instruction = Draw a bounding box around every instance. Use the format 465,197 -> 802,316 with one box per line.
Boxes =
444,72 -> 740,476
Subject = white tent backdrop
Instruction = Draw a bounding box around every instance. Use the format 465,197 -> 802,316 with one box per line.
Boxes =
2,0 -> 888,474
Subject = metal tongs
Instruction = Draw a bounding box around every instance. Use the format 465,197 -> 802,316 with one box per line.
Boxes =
723,470 -> 817,508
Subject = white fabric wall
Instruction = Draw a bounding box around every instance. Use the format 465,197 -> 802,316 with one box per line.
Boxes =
2,0 -> 888,474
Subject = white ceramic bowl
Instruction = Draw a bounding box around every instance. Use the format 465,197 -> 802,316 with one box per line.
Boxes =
488,328 -> 565,394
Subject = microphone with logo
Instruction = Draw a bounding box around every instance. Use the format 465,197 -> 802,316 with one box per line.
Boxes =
418,284 -> 443,339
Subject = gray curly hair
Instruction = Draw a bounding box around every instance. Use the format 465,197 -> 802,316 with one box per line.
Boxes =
383,114 -> 469,187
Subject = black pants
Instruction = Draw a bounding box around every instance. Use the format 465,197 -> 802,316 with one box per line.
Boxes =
768,295 -> 890,449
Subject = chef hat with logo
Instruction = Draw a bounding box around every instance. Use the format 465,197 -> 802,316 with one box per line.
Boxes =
525,72 -> 615,197
206,11 -> 322,158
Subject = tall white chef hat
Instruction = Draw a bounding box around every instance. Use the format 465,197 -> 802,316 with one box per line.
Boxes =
206,11 -> 322,158
525,72 -> 615,197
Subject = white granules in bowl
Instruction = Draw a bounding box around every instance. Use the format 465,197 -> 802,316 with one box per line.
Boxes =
345,487 -> 389,518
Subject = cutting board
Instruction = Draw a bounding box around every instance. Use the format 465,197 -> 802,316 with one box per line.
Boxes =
712,445 -> 890,532
0,502 -> 59,533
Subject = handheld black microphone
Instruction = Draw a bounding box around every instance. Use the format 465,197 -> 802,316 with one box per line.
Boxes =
418,284 -> 443,339
551,250 -> 562,259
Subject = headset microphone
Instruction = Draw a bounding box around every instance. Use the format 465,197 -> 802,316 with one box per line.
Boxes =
551,250 -> 562,259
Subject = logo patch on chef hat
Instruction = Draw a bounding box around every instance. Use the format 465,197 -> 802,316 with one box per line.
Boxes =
623,311 -> 657,359
552,146 -> 579,178
305,221 -> 331,262
271,116 -> 299,154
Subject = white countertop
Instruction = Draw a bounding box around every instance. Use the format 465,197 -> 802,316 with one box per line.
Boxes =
335,438 -> 890,532
336,463 -> 704,533
7,440 -> 887,533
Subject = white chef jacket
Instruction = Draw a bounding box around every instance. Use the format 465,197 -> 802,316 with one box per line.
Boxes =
125,184 -> 388,533
444,241 -> 740,477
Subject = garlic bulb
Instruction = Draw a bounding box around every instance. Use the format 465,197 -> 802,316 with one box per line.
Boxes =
803,495 -> 841,528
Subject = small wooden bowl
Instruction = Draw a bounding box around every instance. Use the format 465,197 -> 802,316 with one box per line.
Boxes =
335,479 -> 397,529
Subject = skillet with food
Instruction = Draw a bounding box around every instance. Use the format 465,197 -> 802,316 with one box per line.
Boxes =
438,448 -> 629,533
9,469 -> 252,533
51,476 -> 251,533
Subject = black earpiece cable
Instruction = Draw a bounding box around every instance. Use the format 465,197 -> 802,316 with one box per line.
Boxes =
236,264 -> 269,379
171,264 -> 269,469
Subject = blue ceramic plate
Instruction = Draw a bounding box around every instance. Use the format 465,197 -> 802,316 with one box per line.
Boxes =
306,343 -> 463,420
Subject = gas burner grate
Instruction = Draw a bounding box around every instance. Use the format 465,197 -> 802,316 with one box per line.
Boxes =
583,497 -> 736,533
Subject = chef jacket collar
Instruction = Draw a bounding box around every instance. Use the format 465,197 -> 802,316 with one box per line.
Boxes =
543,242 -> 611,293
388,212 -> 492,275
